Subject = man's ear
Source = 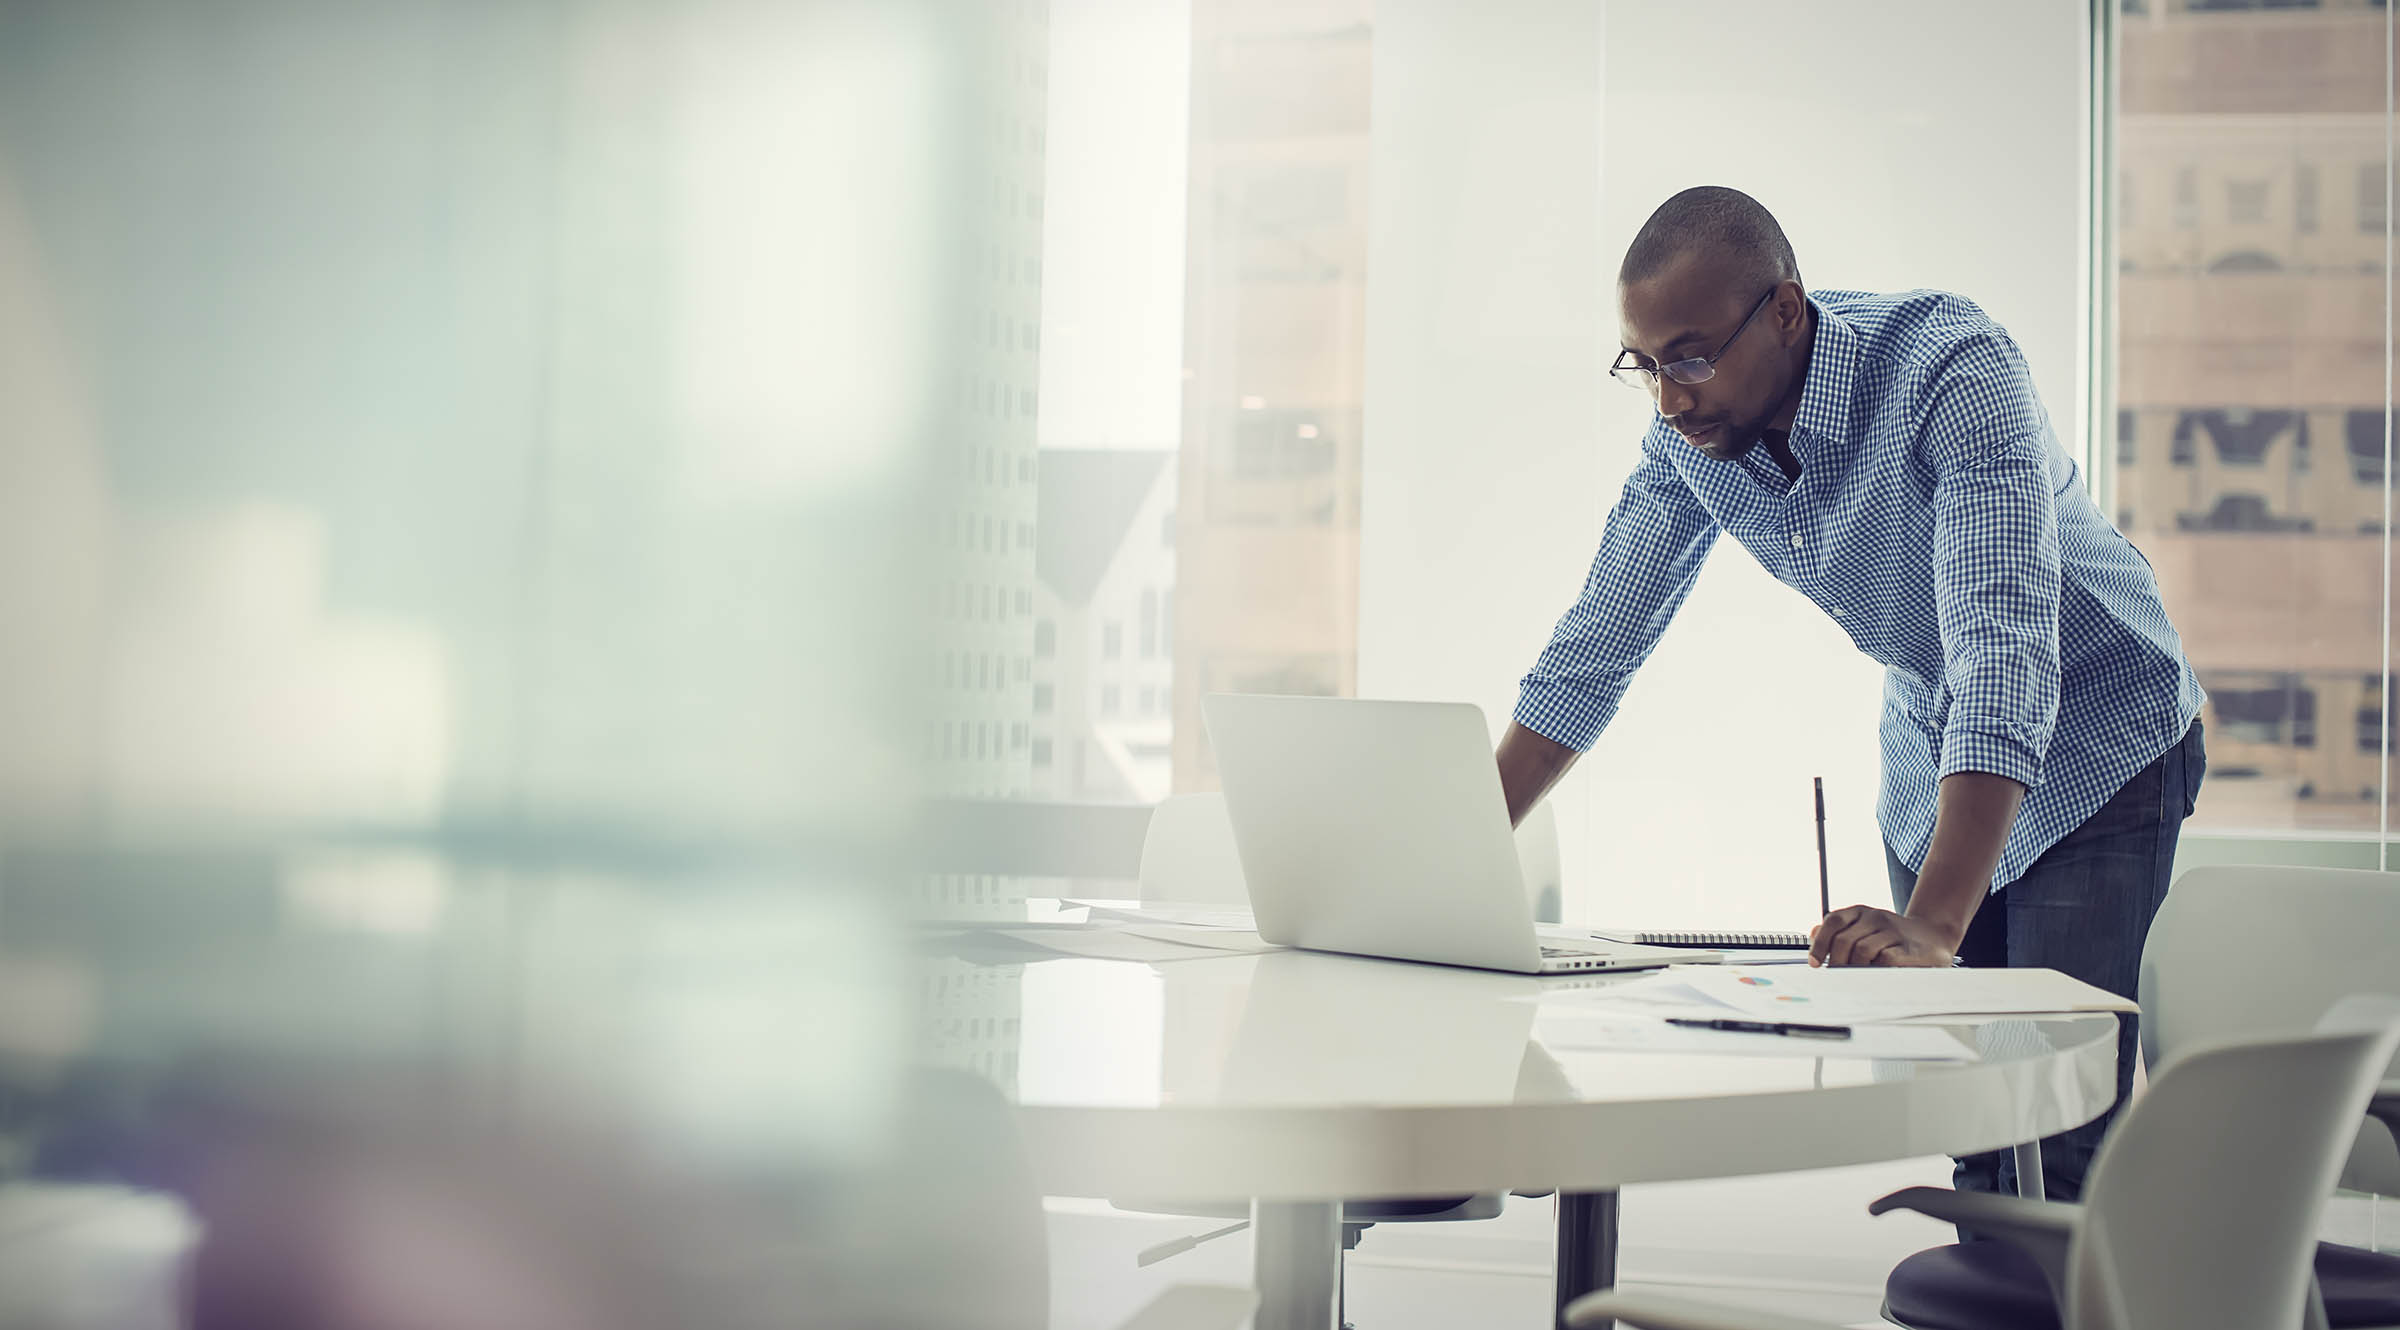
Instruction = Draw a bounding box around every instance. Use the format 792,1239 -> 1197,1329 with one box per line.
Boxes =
1774,281 -> 1807,341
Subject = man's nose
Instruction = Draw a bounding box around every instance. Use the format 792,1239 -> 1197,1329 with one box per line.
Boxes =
1656,376 -> 1698,417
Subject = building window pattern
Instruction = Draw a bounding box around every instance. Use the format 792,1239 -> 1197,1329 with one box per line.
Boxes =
1025,449 -> 1176,802
914,0 -> 1050,823
2173,167 -> 2200,228
2346,410 -> 2392,485
2227,178 -> 2269,225
2119,0 -> 2393,830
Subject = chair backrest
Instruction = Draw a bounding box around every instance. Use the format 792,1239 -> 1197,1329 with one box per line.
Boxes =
1136,792 -> 1249,905
2139,864 -> 2400,1194
1516,800 -> 1563,924
2067,1013 -> 2400,1330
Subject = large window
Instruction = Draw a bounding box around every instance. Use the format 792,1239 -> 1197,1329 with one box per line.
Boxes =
1020,0 -> 1371,805
2110,0 -> 2394,834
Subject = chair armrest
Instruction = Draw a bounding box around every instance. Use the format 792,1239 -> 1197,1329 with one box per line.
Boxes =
1112,1284 -> 1258,1330
1867,1185 -> 2078,1237
1563,1290 -> 1840,1330
2366,1082 -> 2400,1136
1868,1186 -> 2077,1307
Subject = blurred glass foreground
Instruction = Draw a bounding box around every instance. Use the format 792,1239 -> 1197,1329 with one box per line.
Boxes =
0,1 -> 1030,1324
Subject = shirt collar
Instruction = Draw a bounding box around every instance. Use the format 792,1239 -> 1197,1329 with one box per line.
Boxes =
1733,446 -> 1794,496
1791,296 -> 1861,447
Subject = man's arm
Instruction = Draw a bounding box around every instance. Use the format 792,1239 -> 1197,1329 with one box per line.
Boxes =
1815,771 -> 2022,966
1908,771 -> 2025,933
1503,430 -> 1720,824
1815,333 -> 2061,967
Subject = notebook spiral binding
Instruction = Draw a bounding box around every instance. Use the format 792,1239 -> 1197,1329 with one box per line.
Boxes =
1633,929 -> 1810,949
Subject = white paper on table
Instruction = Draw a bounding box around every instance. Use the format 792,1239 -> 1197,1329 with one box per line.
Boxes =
1532,1011 -> 1979,1060
966,925 -> 1275,963
1525,970 -> 1724,1014
1668,964 -> 2137,1024
1111,924 -> 1277,953
1068,902 -> 1257,931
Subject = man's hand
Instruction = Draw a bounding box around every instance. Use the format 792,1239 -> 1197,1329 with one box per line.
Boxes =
1496,723 -> 1581,828
1810,771 -> 2020,968
1809,905 -> 1962,968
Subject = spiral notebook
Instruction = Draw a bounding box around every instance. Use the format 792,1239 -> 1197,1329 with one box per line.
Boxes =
1598,929 -> 1812,950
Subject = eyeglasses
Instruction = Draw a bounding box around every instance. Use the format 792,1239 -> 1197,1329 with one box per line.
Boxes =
1611,287 -> 1778,392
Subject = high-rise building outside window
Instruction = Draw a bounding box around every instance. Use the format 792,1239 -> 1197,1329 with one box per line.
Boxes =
2114,0 -> 2393,831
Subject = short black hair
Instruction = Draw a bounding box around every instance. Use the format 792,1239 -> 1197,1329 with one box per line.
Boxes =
1619,186 -> 1800,294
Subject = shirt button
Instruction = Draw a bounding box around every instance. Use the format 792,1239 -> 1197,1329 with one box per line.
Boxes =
1789,533 -> 1804,549
1829,607 -> 1846,618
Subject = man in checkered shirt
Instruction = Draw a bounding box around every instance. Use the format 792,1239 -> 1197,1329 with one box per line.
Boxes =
1498,186 -> 2206,1204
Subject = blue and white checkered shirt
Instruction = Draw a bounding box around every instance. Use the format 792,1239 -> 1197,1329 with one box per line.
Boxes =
1517,289 -> 2204,891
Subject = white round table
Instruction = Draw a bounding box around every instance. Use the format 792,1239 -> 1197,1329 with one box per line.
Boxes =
924,943 -> 2122,1330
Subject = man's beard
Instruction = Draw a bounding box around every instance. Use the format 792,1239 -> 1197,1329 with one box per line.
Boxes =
1689,420 -> 1763,461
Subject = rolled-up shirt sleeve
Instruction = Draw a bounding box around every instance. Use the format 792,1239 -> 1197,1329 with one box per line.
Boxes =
1515,428 -> 1720,751
1920,333 -> 2063,789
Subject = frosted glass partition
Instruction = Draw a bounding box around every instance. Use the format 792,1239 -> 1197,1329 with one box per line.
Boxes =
0,0 -> 1015,1189
0,0 -> 982,854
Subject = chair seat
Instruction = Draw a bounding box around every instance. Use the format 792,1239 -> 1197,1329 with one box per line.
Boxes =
1883,1240 -> 2400,1330
2320,1242 -> 2400,1327
1883,1242 -> 2061,1330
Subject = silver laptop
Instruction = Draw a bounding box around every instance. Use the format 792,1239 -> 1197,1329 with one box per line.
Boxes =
1201,694 -> 1714,975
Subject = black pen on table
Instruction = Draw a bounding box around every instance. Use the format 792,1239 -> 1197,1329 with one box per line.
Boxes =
1667,1017 -> 1852,1040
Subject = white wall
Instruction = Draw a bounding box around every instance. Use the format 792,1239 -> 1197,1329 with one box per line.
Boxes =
1362,0 -> 2089,928
1357,0 -> 1612,895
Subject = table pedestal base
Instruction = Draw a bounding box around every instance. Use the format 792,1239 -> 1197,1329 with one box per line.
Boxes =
1252,1200 -> 1342,1330
2014,1140 -> 2046,1201
1554,1189 -> 1620,1330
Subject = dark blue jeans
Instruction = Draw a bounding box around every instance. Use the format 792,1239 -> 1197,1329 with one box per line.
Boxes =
1885,717 -> 2205,1210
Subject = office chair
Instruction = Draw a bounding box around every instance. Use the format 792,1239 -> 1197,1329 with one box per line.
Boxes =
2133,865 -> 2400,1329
1560,1001 -> 2400,1330
1133,792 -> 1250,906
1869,864 -> 2400,1330
1517,797 -> 1565,923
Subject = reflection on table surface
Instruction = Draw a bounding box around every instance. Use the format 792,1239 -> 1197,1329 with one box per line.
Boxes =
0,869 -> 2110,1132
917,937 -> 2110,1112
